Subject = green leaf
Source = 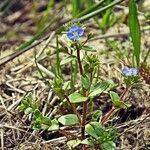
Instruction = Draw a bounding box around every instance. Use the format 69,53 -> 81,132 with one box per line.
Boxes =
67,139 -> 81,149
53,76 -> 64,87
110,91 -> 131,109
69,92 -> 88,103
58,114 -> 79,126
41,124 -> 49,130
82,46 -> 96,52
32,122 -> 41,130
81,138 -> 95,146
92,110 -> 102,121
105,79 -> 118,91
81,74 -> 91,89
41,116 -> 51,126
62,81 -> 71,90
34,109 -> 42,118
48,119 -> 59,131
19,104 -> 26,112
19,93 -> 38,112
129,0 -> 141,67
124,75 -> 140,87
60,56 -> 76,65
24,107 -> 33,115
85,122 -> 102,139
85,123 -> 99,139
89,81 -> 110,97
101,141 -> 116,150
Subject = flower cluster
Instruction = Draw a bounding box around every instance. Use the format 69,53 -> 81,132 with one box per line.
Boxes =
67,25 -> 84,41
122,66 -> 138,77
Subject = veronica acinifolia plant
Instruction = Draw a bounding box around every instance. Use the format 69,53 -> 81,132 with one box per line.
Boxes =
19,24 -> 141,150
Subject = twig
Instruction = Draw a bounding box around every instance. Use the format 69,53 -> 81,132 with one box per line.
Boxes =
49,98 -> 67,118
5,82 -> 25,94
42,136 -> 67,144
0,124 -> 32,135
41,130 -> 80,144
7,96 -> 25,111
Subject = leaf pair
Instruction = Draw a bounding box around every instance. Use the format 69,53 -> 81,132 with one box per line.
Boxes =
69,81 -> 110,103
85,122 -> 116,150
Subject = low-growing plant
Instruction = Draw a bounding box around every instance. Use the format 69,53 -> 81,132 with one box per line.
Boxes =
19,24 -> 141,150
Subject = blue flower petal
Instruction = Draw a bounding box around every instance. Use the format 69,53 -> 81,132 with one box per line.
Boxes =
77,28 -> 84,36
67,32 -> 74,40
131,68 -> 138,76
122,66 -> 138,77
67,25 -> 84,41
69,26 -> 79,32
122,67 -> 129,76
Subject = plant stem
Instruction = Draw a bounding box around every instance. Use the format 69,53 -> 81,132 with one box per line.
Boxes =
70,61 -> 74,91
101,87 -> 129,124
70,48 -> 75,92
120,87 -> 129,100
74,60 -> 78,87
81,101 -> 88,139
75,43 -> 83,75
101,107 -> 116,124
75,43 -> 87,140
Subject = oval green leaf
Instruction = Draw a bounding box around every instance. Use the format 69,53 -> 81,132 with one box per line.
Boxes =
89,81 -> 109,97
69,92 -> 88,103
101,141 -> 116,150
58,114 -> 79,126
81,74 -> 91,89
110,91 -> 131,109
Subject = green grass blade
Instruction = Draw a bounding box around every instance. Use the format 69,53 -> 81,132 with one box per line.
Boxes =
100,8 -> 112,31
76,0 -> 124,22
128,0 -> 141,67
71,0 -> 81,17
16,16 -> 58,51
75,0 -> 105,18
56,35 -> 62,77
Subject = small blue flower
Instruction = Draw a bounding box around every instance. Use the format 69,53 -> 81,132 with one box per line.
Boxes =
67,25 -> 84,41
122,66 -> 138,77
130,68 -> 138,76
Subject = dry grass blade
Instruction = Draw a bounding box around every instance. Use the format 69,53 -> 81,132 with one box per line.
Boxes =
0,127 -> 4,150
